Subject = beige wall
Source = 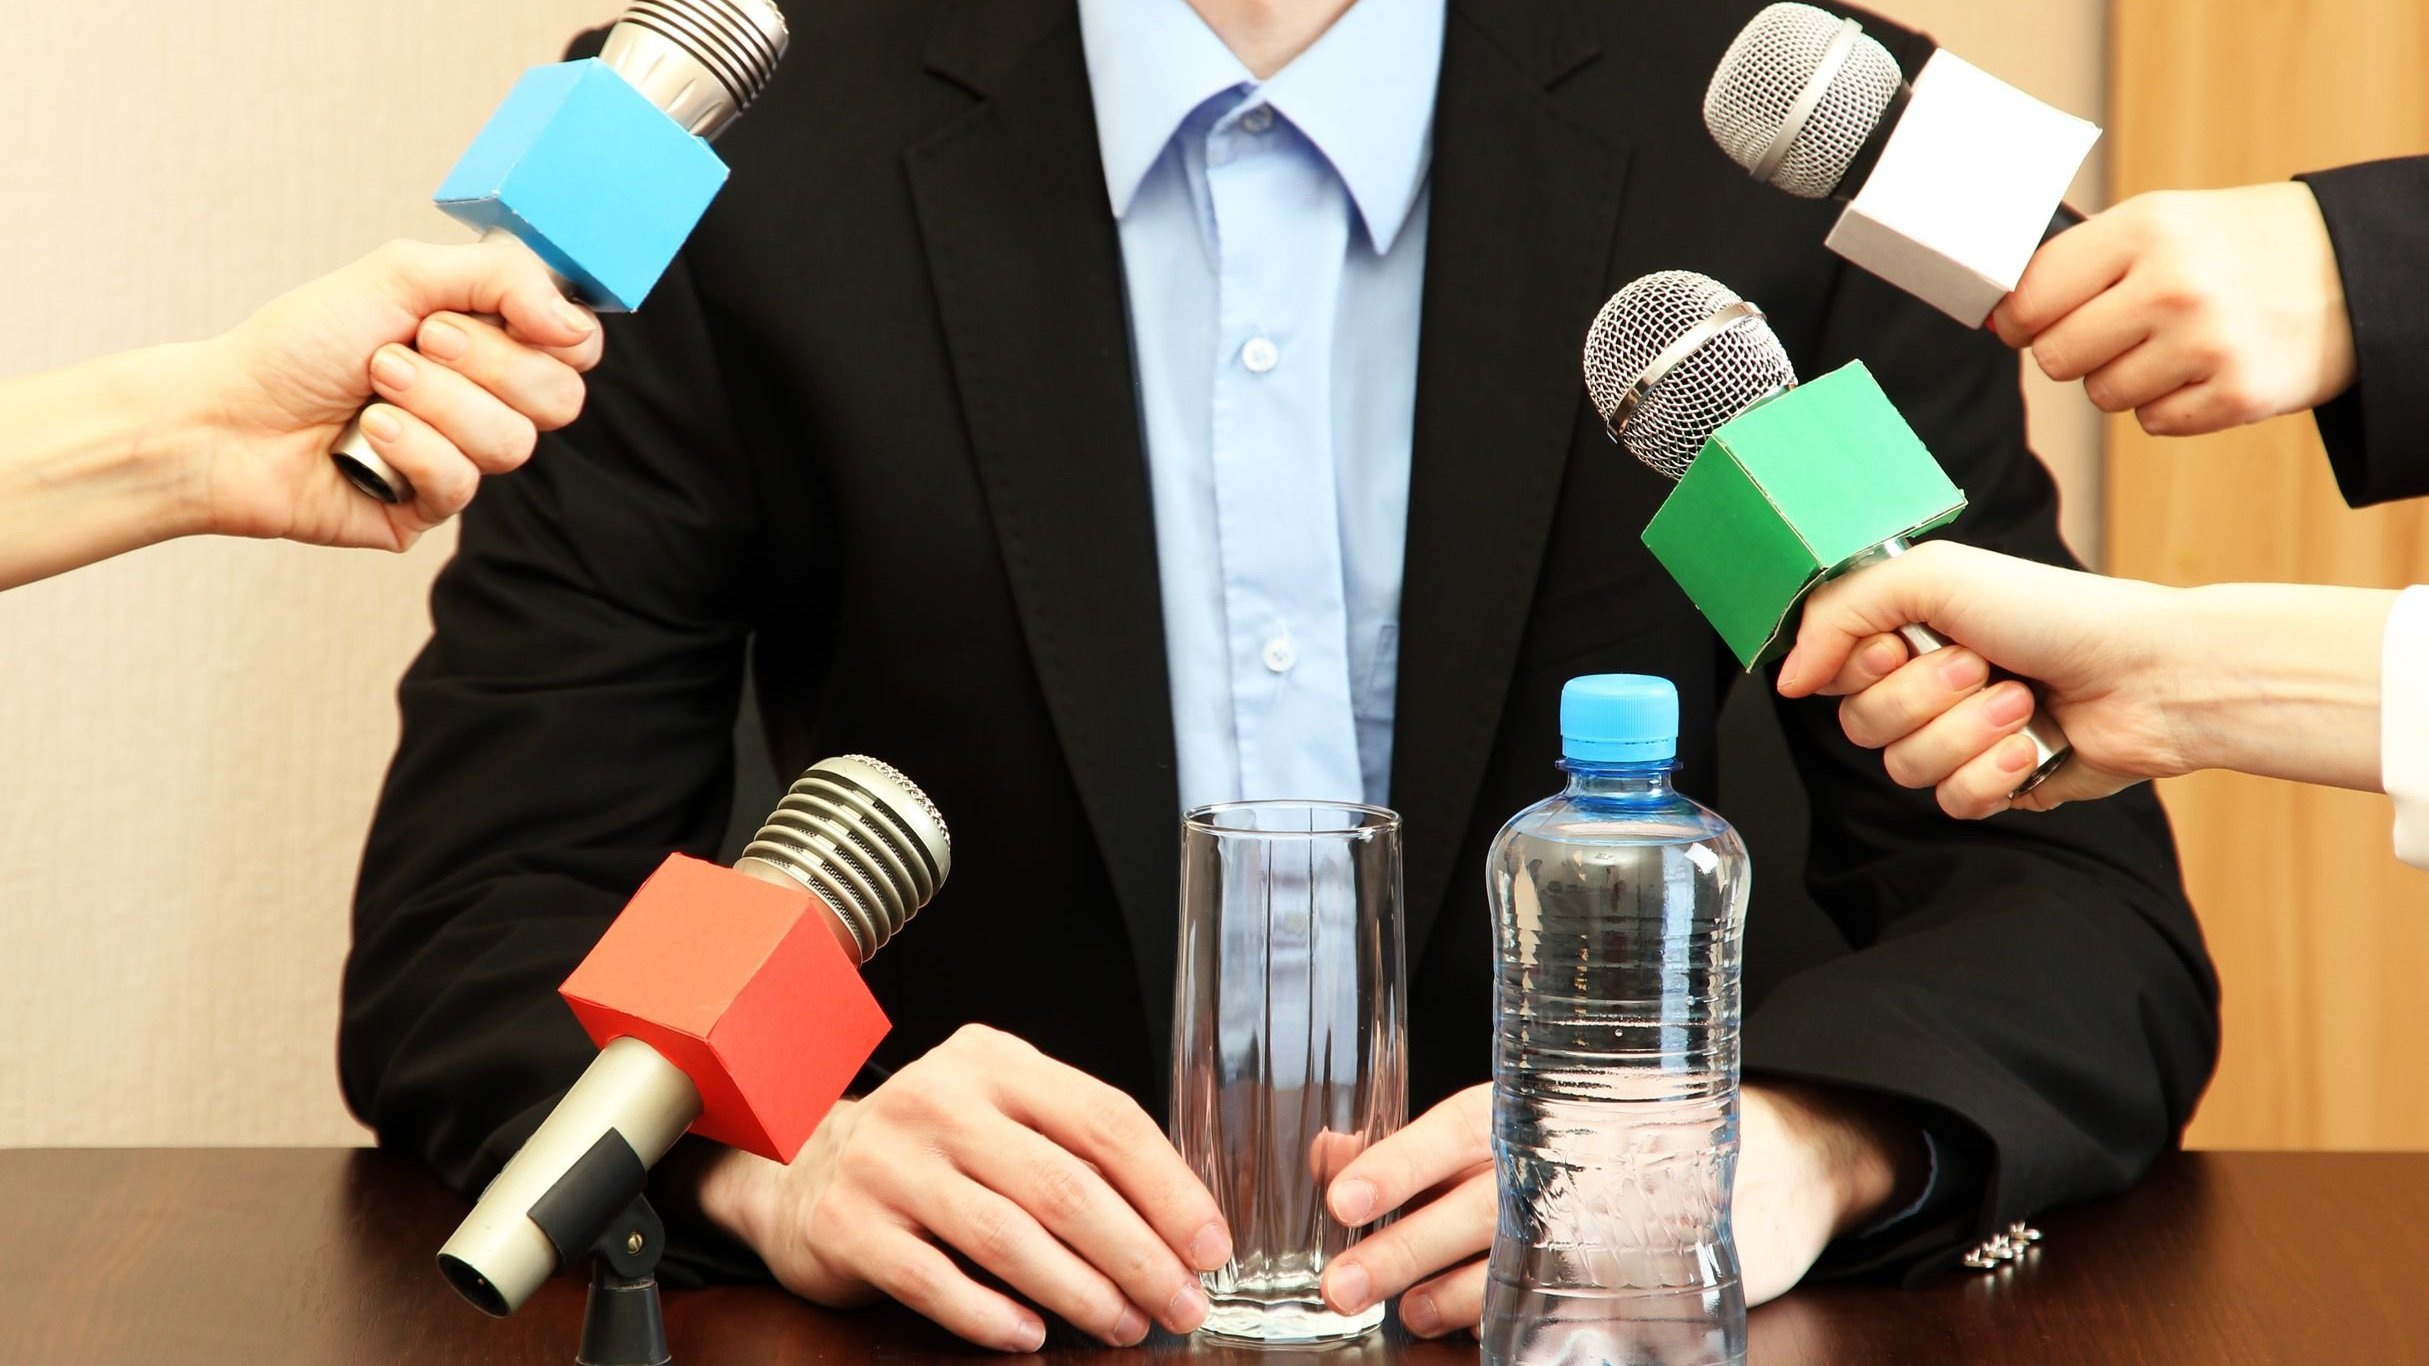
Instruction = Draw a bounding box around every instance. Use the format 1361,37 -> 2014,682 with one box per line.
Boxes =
0,2 -> 2109,1148
0,1 -> 611,1147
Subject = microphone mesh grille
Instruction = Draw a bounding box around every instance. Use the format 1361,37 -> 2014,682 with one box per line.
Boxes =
1582,270 -> 1798,481
1703,2 -> 1902,199
740,755 -> 952,961
619,0 -> 790,111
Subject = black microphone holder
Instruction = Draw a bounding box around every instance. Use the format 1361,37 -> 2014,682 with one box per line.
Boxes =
522,1131 -> 671,1366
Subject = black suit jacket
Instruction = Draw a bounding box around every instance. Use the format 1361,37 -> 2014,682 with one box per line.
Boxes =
2301,157 -> 2429,507
340,0 -> 2218,1289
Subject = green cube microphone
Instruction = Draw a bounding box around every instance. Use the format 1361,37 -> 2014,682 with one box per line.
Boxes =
1582,269 -> 2069,797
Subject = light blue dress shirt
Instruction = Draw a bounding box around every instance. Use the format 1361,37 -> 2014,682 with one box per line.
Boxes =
1077,0 -> 1954,1244
1079,0 -> 1445,814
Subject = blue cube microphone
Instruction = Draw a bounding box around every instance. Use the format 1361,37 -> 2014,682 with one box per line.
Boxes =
332,0 -> 789,504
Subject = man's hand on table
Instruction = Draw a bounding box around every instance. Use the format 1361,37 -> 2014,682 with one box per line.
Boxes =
1314,1079 -> 1929,1338
686,1024 -> 1231,1353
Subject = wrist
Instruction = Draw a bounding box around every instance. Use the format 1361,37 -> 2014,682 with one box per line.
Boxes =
2094,576 -> 2213,776
1752,1081 -> 1925,1236
676,1141 -> 779,1255
674,1097 -> 858,1258
50,341 -> 227,544
2285,181 -> 2357,408
122,341 -> 229,540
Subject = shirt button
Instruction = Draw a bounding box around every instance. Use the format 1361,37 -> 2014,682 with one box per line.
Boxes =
1263,635 -> 1297,672
1241,104 -> 1274,134
1241,336 -> 1279,374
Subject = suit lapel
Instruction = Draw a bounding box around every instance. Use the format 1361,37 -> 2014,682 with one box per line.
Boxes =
1394,0 -> 1628,960
907,1 -> 1187,1070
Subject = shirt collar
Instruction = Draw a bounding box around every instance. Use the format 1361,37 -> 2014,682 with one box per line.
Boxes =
1078,0 -> 1445,253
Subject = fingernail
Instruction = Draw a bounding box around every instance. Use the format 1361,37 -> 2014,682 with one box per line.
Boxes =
555,299 -> 596,335
1164,1282 -> 1210,1333
1332,1179 -> 1376,1225
1986,683 -> 2034,726
1402,1289 -> 1440,1335
1777,649 -> 1803,692
1330,1263 -> 1372,1314
360,407 -> 401,442
371,347 -> 417,392
419,318 -> 468,361
1008,1317 -> 1046,1353
1107,1305 -> 1149,1346
1862,639 -> 1904,676
1939,651 -> 1988,690
2000,735 -> 2037,773
1188,1222 -> 1232,1272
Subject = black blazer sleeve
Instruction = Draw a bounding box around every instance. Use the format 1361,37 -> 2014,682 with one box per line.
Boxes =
1741,261 -> 2222,1283
337,254 -> 777,1285
2298,156 -> 2429,507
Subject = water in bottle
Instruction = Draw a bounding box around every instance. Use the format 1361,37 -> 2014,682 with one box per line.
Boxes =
1480,674 -> 1752,1366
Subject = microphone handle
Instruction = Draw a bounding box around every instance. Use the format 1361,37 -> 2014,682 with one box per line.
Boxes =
435,1035 -> 700,1317
1842,538 -> 2072,799
329,225 -> 574,505
1892,619 -> 2073,797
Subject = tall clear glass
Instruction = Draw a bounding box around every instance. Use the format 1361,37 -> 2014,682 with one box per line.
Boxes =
1170,800 -> 1408,1346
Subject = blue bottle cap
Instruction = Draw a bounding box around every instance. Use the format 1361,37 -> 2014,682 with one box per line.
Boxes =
1560,674 -> 1679,763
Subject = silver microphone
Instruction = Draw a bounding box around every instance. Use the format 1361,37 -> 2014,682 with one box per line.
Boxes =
434,754 -> 950,1320
1703,3 -> 2084,233
1584,270 -> 2072,798
1703,2 -> 1906,202
333,0 -> 790,505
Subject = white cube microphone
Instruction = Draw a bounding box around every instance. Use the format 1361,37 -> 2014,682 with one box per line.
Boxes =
1704,3 -> 2100,326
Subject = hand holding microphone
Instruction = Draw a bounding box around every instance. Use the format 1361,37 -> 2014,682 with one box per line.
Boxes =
1583,269 -> 2074,798
1774,541 -> 2398,818
0,237 -> 599,592
1706,7 -> 2359,436
1992,183 -> 2355,436
207,237 -> 603,546
331,0 -> 790,504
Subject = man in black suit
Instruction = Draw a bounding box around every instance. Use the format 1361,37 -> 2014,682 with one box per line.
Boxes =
339,0 -> 2219,1351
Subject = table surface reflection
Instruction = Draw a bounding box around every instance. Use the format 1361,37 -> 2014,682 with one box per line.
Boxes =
6,1146 -> 2424,1364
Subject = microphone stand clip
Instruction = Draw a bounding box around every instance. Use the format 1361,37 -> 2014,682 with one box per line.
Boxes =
521,1130 -> 672,1366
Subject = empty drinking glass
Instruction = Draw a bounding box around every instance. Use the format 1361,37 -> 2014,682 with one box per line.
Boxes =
1169,800 -> 1408,1346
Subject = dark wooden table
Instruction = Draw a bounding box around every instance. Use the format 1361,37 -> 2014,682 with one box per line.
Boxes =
5,1148 -> 2421,1364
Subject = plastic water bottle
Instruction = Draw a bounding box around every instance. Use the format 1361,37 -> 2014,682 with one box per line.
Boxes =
1480,674 -> 1752,1366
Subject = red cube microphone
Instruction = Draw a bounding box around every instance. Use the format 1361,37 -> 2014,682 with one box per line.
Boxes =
435,755 -> 951,1325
